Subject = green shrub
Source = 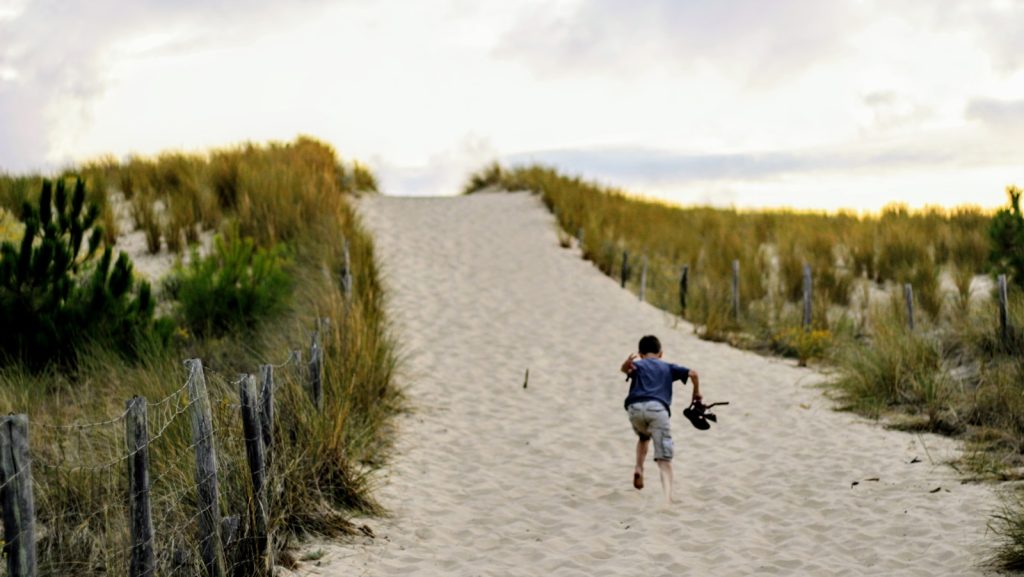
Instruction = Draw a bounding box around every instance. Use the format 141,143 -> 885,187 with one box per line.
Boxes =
0,178 -> 159,369
990,185 -> 1024,289
169,227 -> 292,337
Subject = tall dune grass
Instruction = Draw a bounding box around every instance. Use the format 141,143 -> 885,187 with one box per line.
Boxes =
465,164 -> 991,339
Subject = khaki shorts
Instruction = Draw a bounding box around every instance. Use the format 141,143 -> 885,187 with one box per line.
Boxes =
627,400 -> 673,461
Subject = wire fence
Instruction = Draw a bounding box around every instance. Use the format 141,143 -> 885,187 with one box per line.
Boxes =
596,241 -> 1015,341
0,322 -> 325,577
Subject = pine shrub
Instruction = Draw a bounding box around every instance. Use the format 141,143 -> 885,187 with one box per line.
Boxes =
990,185 -> 1024,289
0,178 -> 160,369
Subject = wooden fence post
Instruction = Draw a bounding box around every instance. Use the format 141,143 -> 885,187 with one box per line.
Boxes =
576,227 -> 584,250
679,265 -> 689,314
308,334 -> 323,412
126,397 -> 155,577
239,375 -> 272,574
0,414 -> 36,577
620,250 -> 630,288
998,274 -> 1009,345
639,256 -> 648,302
316,317 -> 331,349
802,264 -> 813,330
185,359 -> 227,577
258,364 -> 274,468
341,237 -> 353,299
904,283 -> 915,331
731,259 -> 740,321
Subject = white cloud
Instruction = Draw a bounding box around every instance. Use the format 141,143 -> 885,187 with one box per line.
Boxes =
0,0 -> 333,170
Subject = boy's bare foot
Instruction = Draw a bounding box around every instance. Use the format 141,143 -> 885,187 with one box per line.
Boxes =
633,471 -> 644,490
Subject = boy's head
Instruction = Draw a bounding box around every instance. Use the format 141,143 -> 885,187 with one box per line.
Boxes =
638,335 -> 662,357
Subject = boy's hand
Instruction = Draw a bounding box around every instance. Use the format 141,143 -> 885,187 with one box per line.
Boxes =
620,353 -> 638,375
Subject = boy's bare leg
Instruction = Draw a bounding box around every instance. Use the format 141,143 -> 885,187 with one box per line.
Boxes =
635,438 -> 649,473
634,438 -> 649,489
657,460 -> 673,504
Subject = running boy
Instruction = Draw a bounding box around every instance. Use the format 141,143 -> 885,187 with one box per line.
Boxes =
620,334 -> 700,504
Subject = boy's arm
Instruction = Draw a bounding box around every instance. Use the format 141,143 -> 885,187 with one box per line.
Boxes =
620,353 -> 638,375
689,370 -> 701,401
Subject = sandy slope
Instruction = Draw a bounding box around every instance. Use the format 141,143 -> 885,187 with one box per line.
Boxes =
300,192 -> 999,576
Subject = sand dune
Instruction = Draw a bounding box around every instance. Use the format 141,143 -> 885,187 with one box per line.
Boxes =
298,192 -> 999,576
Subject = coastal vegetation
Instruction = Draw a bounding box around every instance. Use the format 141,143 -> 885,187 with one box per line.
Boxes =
0,137 -> 399,574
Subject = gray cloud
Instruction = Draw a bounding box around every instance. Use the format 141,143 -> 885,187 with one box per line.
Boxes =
495,0 -> 862,82
501,143 -> 963,186
966,98 -> 1024,127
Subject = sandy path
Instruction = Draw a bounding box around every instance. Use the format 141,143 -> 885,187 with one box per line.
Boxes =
302,192 -> 999,576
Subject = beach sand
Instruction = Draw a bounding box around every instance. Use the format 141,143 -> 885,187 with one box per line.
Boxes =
298,192 -> 999,576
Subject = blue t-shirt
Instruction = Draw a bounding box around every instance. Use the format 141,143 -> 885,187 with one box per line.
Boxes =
624,358 -> 690,416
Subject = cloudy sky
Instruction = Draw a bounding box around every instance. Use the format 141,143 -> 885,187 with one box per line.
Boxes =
1,0 -> 1021,210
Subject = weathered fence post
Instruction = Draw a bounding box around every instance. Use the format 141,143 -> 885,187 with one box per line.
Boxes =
341,237 -> 353,299
239,375 -> 273,575
802,264 -> 813,330
904,283 -> 915,331
620,250 -> 630,288
316,317 -> 331,355
0,414 -> 36,577
308,333 -> 323,412
679,265 -> 689,314
576,227 -> 584,250
601,241 -> 613,274
258,364 -> 275,468
126,397 -> 155,577
731,259 -> 740,321
639,256 -> 648,302
998,274 -> 1009,345
185,359 -> 227,577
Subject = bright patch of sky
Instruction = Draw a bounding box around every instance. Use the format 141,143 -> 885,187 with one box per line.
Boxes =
1,0 -> 1021,210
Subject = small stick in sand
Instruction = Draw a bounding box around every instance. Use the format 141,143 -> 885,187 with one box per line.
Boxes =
916,432 -> 935,465
523,369 -> 529,389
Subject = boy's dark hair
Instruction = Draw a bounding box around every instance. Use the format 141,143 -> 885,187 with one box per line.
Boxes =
638,335 -> 661,355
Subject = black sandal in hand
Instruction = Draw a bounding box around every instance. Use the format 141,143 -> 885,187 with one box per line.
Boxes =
683,398 -> 729,430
